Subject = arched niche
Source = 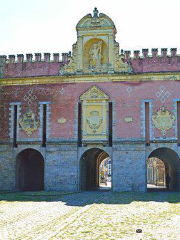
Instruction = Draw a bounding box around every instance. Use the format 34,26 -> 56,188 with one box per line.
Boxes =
83,38 -> 108,71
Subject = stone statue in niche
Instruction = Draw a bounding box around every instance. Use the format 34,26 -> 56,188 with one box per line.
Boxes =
89,41 -> 103,69
87,110 -> 102,133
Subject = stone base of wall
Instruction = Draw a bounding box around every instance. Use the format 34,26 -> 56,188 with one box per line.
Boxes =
112,143 -> 146,192
45,144 -> 78,191
0,145 -> 15,190
0,142 -> 180,192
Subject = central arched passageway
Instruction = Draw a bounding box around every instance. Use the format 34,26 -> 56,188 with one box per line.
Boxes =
80,148 -> 111,190
16,148 -> 44,191
147,148 -> 179,191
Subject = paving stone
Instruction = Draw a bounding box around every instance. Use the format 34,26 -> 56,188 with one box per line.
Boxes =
0,191 -> 180,239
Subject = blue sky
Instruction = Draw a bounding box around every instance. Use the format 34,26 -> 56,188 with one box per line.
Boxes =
0,0 -> 180,58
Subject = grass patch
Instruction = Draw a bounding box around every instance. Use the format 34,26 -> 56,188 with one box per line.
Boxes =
0,191 -> 78,202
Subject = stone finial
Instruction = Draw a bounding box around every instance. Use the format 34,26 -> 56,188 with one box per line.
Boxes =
93,7 -> 99,18
35,53 -> 41,62
152,48 -> 158,57
142,49 -> 149,58
9,55 -> 15,63
170,48 -> 177,57
44,53 -> 50,62
161,48 -> 167,57
26,54 -> 33,63
134,50 -> 140,58
17,54 -> 24,63
53,53 -> 59,62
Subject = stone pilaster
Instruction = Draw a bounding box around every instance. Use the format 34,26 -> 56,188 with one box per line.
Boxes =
141,100 -> 153,140
77,35 -> 83,72
108,34 -> 115,73
39,102 -> 51,141
9,102 -> 21,143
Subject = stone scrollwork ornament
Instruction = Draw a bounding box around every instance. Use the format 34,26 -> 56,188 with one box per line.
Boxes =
59,56 -> 76,75
19,110 -> 39,136
115,54 -> 133,73
87,111 -> 102,133
152,106 -> 175,137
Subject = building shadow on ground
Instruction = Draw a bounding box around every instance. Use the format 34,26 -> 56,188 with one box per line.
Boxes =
0,189 -> 180,206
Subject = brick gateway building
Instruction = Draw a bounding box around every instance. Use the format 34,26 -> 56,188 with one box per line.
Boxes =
0,8 -> 180,192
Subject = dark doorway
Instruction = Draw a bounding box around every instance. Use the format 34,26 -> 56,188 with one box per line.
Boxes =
16,149 -> 44,191
80,148 -> 111,191
147,148 -> 179,191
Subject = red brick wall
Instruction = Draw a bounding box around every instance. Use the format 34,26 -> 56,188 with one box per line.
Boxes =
132,56 -> 180,73
1,80 -> 179,140
2,62 -> 63,78
1,55 -> 180,78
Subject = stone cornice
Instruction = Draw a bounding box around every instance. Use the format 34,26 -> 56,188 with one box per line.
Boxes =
0,72 -> 180,86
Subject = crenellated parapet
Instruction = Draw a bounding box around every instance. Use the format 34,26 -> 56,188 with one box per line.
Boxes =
3,48 -> 177,65
0,53 -> 69,78
121,48 -> 180,74
121,48 -> 179,59
0,53 -> 67,64
1,47 -> 180,78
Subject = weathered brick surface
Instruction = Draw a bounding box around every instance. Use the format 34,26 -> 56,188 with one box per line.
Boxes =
1,53 -> 180,77
1,80 -> 180,140
1,61 -> 63,78
131,55 -> 180,73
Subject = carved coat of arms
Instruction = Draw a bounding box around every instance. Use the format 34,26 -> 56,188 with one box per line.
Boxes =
87,111 -> 102,133
19,110 -> 39,136
152,106 -> 175,137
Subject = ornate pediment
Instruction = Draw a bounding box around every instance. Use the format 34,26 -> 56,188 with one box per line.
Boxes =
76,8 -> 116,31
59,8 -> 134,76
80,85 -> 109,101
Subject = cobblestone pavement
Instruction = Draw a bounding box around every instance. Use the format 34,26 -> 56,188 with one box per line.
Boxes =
0,191 -> 180,240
